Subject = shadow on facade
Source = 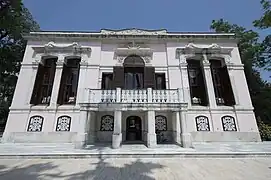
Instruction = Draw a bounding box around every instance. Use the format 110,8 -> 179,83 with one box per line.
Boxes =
0,158 -> 164,180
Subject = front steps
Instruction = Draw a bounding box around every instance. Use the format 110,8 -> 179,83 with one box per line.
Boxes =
0,142 -> 271,159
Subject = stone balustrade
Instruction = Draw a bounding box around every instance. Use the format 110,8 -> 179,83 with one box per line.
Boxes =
82,88 -> 185,104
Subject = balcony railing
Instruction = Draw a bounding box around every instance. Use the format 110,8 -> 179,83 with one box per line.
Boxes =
82,88 -> 186,104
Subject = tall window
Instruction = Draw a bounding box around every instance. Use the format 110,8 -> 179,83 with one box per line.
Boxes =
210,60 -> 235,106
101,73 -> 113,89
58,58 -> 80,105
124,68 -> 144,89
187,59 -> 208,106
30,58 -> 57,105
155,73 -> 166,89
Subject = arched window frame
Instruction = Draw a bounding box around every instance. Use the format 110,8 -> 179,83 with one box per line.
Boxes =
221,115 -> 237,131
56,115 -> 72,131
195,115 -> 210,131
27,115 -> 44,132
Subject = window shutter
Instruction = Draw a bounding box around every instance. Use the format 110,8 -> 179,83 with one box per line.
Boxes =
221,66 -> 235,106
57,64 -> 68,104
113,66 -> 124,89
144,67 -> 155,88
30,64 -> 45,105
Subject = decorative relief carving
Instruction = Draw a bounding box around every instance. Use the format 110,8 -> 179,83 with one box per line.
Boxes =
32,42 -> 92,58
100,115 -> 114,131
221,116 -> 237,131
195,116 -> 210,131
101,29 -> 167,35
155,115 -> 167,131
27,116 -> 44,132
56,116 -> 71,131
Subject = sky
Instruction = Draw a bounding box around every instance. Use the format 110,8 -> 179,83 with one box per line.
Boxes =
23,0 -> 270,80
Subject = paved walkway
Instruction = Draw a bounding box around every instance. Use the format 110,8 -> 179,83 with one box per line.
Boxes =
0,158 -> 270,179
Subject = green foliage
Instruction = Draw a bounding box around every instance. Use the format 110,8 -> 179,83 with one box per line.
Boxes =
0,0 -> 39,125
211,1 -> 271,140
257,119 -> 271,140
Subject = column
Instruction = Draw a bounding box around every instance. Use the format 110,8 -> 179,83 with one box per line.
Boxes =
147,110 -> 157,147
202,54 -> 217,108
75,109 -> 88,149
180,110 -> 193,148
179,55 -> 191,106
112,110 -> 122,149
49,55 -> 64,108
172,111 -> 181,145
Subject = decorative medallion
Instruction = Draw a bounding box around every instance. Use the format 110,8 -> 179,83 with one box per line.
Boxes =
27,116 -> 44,132
155,115 -> 167,131
221,115 -> 237,131
56,116 -> 71,131
195,116 -> 210,131
100,115 -> 114,131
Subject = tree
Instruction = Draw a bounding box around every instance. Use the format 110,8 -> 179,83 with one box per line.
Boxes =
0,0 -> 39,129
254,0 -> 271,70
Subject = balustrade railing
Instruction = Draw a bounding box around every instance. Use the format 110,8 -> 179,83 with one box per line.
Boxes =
83,88 -> 185,104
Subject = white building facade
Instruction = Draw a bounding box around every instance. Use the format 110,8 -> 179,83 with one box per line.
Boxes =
2,29 -> 261,148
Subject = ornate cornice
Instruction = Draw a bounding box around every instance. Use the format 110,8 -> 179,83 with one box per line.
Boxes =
101,28 -> 167,35
176,43 -> 234,58
23,29 -> 237,42
32,41 -> 92,57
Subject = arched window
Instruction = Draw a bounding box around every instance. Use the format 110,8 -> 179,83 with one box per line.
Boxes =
27,115 -> 44,132
195,115 -> 210,131
56,115 -> 71,131
187,60 -> 208,106
155,115 -> 167,132
30,58 -> 57,105
58,58 -> 81,104
210,60 -> 235,106
100,115 -> 114,131
221,115 -> 237,131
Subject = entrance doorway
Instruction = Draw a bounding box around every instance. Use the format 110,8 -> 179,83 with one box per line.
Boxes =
126,116 -> 142,141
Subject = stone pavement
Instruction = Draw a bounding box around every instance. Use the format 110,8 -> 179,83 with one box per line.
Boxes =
0,158 -> 270,180
0,142 -> 271,158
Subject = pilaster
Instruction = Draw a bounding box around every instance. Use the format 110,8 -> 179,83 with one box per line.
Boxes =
75,59 -> 88,107
75,109 -> 88,149
48,55 -> 64,108
202,54 -> 217,108
180,110 -> 192,148
179,55 -> 191,106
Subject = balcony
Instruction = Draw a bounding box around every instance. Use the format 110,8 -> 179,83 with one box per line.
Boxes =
80,88 -> 188,111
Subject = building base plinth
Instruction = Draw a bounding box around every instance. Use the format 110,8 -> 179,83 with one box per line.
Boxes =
181,133 -> 193,148
173,131 -> 182,145
74,133 -> 88,149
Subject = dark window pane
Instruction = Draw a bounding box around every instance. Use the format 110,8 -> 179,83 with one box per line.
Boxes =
155,73 -> 166,89
57,58 -> 80,105
187,60 -> 208,106
101,73 -> 113,90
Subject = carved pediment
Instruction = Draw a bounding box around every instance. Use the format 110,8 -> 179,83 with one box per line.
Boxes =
101,28 -> 167,35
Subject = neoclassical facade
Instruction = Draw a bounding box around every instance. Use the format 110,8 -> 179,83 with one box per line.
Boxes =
2,29 -> 261,148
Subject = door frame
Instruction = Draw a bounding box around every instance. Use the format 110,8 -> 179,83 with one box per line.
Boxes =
126,116 -> 142,141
